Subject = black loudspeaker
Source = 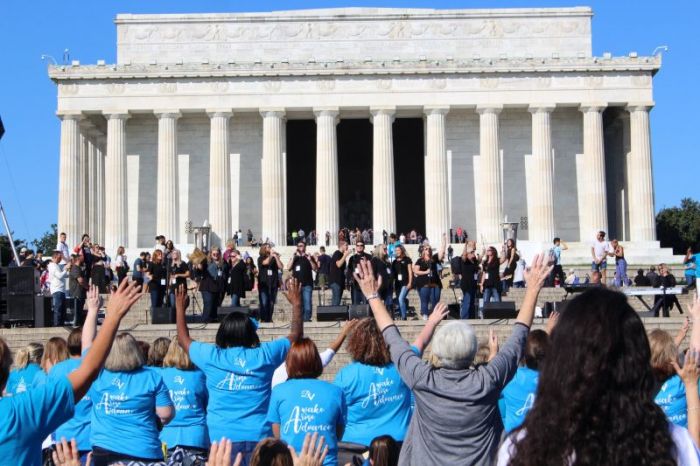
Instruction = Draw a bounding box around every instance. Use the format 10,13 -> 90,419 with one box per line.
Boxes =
317,305 -> 349,322
218,306 -> 252,319
4,266 -> 39,294
34,296 -> 52,327
482,302 -> 518,319
4,294 -> 35,321
348,304 -> 370,320
447,303 -> 461,320
151,307 -> 173,324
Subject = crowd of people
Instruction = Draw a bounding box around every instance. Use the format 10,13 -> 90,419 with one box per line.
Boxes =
3,255 -> 700,466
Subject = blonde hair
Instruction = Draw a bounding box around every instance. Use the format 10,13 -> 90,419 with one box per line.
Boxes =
473,343 -> 492,366
163,338 -> 194,370
147,337 -> 171,367
105,333 -> 145,372
649,329 -> 678,382
14,342 -> 43,369
41,337 -> 69,371
0,338 -> 12,391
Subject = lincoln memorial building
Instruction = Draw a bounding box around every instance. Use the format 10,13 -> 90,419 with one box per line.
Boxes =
49,7 -> 665,259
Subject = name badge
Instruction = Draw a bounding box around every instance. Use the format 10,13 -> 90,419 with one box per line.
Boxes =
228,277 -> 231,284
474,273 -> 479,281
386,267 -> 391,275
217,270 -> 222,277
484,273 -> 489,280
397,274 -> 403,281
267,269 -> 273,277
295,265 -> 301,272
171,278 -> 176,284
160,279 -> 166,286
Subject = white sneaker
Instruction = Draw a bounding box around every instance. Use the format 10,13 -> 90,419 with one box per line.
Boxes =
422,315 -> 428,321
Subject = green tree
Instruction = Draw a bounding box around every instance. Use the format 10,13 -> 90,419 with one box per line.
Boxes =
32,224 -> 58,258
0,233 -> 26,266
656,198 -> 700,254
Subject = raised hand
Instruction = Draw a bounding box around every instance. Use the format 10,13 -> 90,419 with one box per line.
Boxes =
545,311 -> 560,334
428,303 -> 449,325
283,277 -> 302,306
86,285 -> 101,313
523,253 -> 554,291
673,351 -> 700,388
488,329 -> 499,360
105,279 -> 142,320
51,438 -> 80,466
208,438 -> 237,466
353,258 -> 379,298
175,284 -> 188,312
690,291 -> 700,321
289,432 -> 329,466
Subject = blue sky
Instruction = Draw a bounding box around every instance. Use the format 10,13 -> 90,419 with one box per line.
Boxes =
0,0 -> 697,243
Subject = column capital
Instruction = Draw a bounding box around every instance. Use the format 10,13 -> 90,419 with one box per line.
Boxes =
206,109 -> 234,118
313,107 -> 340,119
370,106 -> 396,116
260,108 -> 286,119
579,103 -> 607,113
103,111 -> 131,120
528,104 -> 556,114
154,110 -> 182,119
56,111 -> 84,121
626,101 -> 655,112
475,105 -> 503,115
423,105 -> 450,116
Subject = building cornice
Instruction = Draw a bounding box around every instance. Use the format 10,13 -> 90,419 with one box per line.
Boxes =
48,56 -> 661,82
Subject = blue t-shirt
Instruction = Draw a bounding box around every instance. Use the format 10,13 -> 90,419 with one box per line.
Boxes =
655,374 -> 700,428
685,254 -> 700,278
499,366 -> 539,432
49,358 -> 92,451
5,363 -> 42,395
0,376 -> 75,466
88,367 -> 173,459
334,361 -> 412,445
189,338 -> 290,442
267,378 -> 347,466
159,367 -> 209,450
551,245 -> 562,266
132,258 -> 144,279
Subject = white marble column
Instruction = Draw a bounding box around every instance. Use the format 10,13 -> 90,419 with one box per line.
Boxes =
371,107 -> 396,240
579,104 -> 608,237
260,109 -> 286,246
476,105 -> 503,243
95,135 -> 106,246
103,112 -> 130,251
78,130 -> 89,238
155,111 -> 181,243
315,108 -> 340,242
207,110 -> 233,247
57,112 -> 83,248
85,129 -> 100,242
424,106 -> 450,245
627,103 -> 656,241
528,105 -> 556,242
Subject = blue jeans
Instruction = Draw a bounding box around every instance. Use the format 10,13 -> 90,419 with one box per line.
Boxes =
259,286 -> 277,322
396,286 -> 410,319
150,287 -> 165,310
52,292 -> 66,327
230,441 -> 258,466
418,287 -> 440,316
614,259 -> 630,287
302,285 -> 313,321
202,290 -> 218,322
230,293 -> 241,307
330,283 -> 343,306
351,287 -> 366,305
483,287 -> 501,305
460,288 -> 476,319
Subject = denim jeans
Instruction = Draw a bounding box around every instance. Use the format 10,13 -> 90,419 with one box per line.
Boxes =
351,287 -> 366,305
150,287 -> 165,310
483,287 -> 501,305
301,285 -> 313,321
330,283 -> 343,306
202,290 -> 218,322
71,298 -> 85,327
395,286 -> 410,319
418,287 -> 440,316
230,441 -> 258,466
614,259 -> 630,287
460,288 -> 476,319
230,293 -> 241,307
52,292 -> 66,327
259,286 -> 277,322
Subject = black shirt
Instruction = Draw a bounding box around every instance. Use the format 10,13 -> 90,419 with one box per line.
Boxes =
227,260 -> 247,297
371,256 -> 392,293
257,255 -> 279,289
459,256 -> 480,291
392,256 -> 413,288
291,254 -> 314,286
414,254 -> 441,288
318,254 -> 331,275
168,261 -> 189,292
147,262 -> 167,289
482,260 -> 500,288
329,251 -> 347,287
347,252 -> 372,283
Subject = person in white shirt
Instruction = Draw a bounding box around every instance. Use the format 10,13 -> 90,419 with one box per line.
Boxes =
47,250 -> 70,327
591,230 -> 614,285
55,232 -> 70,265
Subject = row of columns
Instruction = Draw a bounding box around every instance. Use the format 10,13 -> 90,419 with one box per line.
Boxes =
57,103 -> 656,251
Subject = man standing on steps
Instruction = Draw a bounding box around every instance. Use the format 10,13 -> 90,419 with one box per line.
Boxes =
329,241 -> 350,306
549,237 -> 568,286
287,241 -> 318,321
347,241 -> 372,305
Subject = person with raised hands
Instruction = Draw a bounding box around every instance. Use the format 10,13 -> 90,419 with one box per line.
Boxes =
176,278 -> 304,465
0,279 -> 142,466
352,253 -> 552,466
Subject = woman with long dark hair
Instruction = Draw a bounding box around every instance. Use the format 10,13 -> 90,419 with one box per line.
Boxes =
500,239 -> 519,294
391,245 -> 413,321
167,249 -> 190,309
194,247 -> 227,323
175,280 -> 304,465
480,247 -> 501,305
498,289 -> 700,466
257,244 -> 283,323
226,249 -> 246,307
145,249 -> 167,312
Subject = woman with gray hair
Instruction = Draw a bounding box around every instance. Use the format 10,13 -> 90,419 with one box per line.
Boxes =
88,332 -> 174,465
352,253 -> 552,465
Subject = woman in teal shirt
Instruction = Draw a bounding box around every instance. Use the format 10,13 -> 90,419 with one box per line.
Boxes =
5,342 -> 43,395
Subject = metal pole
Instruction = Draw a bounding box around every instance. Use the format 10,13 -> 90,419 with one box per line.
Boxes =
0,201 -> 20,266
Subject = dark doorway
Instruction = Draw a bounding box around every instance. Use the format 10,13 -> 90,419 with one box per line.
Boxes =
393,118 -> 425,236
337,119 -> 373,229
286,120 -> 316,236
